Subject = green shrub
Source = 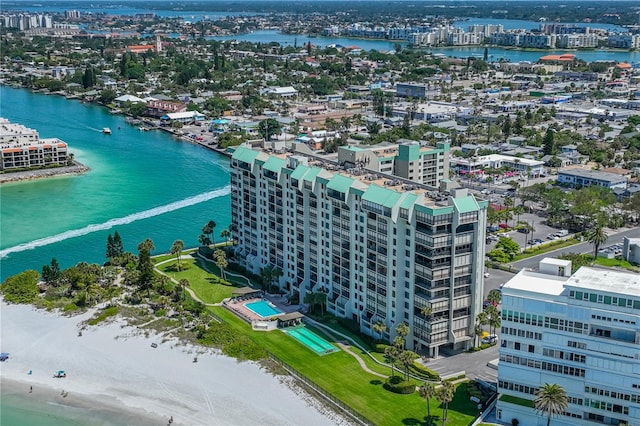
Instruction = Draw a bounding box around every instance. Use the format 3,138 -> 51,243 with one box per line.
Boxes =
410,362 -> 440,380
88,306 -> 118,325
1,270 -> 39,304
155,309 -> 167,317
337,316 -> 360,334
373,343 -> 390,353
223,335 -> 267,361
383,376 -> 416,394
63,303 -> 79,312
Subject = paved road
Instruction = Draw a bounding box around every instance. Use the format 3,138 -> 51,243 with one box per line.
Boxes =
424,344 -> 499,385
510,227 -> 640,270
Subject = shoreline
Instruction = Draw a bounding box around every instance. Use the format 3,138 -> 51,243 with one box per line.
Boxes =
0,302 -> 347,426
0,161 -> 90,184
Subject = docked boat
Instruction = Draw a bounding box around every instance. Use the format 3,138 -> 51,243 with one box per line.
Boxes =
102,128 -> 112,134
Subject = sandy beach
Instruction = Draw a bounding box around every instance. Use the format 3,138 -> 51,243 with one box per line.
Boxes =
0,302 -> 346,426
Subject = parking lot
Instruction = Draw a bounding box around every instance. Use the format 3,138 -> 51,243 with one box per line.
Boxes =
484,210 -> 571,253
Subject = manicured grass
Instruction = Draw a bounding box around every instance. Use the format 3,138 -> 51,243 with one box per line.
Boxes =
211,306 -> 478,426
594,257 -> 640,272
158,258 -> 237,303
153,249 -> 197,264
499,394 -> 535,408
512,237 -> 581,262
195,255 -> 262,288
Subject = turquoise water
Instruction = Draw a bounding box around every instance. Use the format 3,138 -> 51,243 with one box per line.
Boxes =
245,300 -> 283,318
286,327 -> 337,355
208,30 -> 640,63
0,86 -> 231,281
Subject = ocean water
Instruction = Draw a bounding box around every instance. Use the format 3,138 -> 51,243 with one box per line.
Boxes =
0,86 -> 231,281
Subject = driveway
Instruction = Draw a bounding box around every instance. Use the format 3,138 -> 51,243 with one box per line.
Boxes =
423,344 -> 499,385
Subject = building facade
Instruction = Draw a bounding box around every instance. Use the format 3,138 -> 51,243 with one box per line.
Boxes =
338,140 -> 450,187
230,145 -> 487,355
497,259 -> 640,425
557,169 -> 628,190
0,118 -> 68,171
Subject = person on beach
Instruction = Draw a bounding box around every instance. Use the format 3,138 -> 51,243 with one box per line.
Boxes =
168,415 -> 174,424
29,386 -> 32,393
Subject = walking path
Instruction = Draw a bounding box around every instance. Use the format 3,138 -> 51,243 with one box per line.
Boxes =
153,256 -> 220,307
337,343 -> 386,378
153,252 -> 446,383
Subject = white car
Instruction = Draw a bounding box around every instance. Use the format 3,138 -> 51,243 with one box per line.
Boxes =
484,272 -> 490,278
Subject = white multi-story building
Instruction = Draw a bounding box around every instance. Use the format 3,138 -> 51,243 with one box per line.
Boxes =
230,145 -> 488,355
338,140 -> 450,188
0,118 -> 69,170
557,34 -> 599,49
497,258 -> 640,425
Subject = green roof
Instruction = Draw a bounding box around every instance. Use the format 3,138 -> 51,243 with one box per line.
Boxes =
399,193 -> 418,210
327,174 -> 355,193
290,164 -> 309,180
415,204 -> 454,216
302,168 -> 322,182
452,196 -> 479,213
263,156 -> 286,173
232,146 -> 260,164
362,185 -> 402,208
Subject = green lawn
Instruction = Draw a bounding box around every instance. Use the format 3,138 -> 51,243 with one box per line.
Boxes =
157,258 -> 238,303
211,307 -> 478,426
594,257 -> 640,272
499,394 -> 534,408
512,237 -> 581,262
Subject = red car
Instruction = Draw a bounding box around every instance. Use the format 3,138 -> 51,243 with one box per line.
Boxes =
499,223 -> 508,229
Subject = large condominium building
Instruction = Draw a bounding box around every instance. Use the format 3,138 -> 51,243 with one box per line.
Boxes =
0,118 -> 68,171
337,140 -> 450,188
497,258 -> 640,425
230,145 -> 488,356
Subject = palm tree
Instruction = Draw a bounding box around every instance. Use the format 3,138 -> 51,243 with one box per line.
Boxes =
214,249 -> 227,280
202,220 -> 216,246
421,305 -> 433,320
513,205 -> 525,225
260,265 -> 283,292
372,320 -> 387,343
198,234 -> 211,247
398,350 -> 416,380
436,381 -> 455,426
535,383 -> 568,426
418,382 -> 437,421
586,226 -> 608,258
395,322 -> 410,350
487,289 -> 502,306
384,345 -> 400,377
178,278 -> 189,301
473,322 -> 483,348
170,239 -> 184,269
485,304 -> 501,337
220,229 -> 231,244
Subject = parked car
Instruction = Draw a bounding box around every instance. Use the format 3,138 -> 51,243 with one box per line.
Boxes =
499,223 -> 508,229
517,227 -> 530,234
482,334 -> 498,344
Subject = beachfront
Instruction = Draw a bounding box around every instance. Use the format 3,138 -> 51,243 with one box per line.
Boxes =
0,302 -> 346,426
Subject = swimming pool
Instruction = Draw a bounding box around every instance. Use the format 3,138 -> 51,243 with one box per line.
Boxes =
245,300 -> 283,318
285,327 -> 338,356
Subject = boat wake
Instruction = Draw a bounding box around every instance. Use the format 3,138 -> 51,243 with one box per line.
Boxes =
0,186 -> 231,259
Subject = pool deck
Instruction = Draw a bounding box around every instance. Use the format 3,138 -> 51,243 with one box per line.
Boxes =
224,294 -> 306,323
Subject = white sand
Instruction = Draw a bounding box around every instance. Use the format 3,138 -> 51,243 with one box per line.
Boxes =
0,302 -> 346,426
